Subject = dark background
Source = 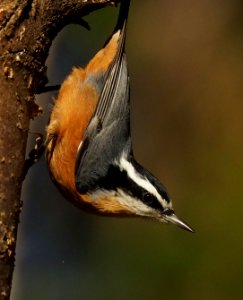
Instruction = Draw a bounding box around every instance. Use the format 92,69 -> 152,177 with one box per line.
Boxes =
11,1 -> 243,299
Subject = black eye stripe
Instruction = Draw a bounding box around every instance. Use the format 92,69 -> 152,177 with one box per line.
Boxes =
130,156 -> 170,203
143,192 -> 155,205
143,192 -> 163,210
163,208 -> 174,216
88,165 -> 164,210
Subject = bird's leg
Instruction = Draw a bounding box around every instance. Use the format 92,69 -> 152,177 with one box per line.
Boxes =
23,133 -> 45,179
36,84 -> 61,94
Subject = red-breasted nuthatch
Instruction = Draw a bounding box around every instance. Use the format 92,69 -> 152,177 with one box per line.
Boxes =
45,0 -> 193,232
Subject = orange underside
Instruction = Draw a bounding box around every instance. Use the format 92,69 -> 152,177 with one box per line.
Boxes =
46,31 -> 132,215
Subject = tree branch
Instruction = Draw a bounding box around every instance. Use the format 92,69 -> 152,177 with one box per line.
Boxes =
0,0 -> 119,299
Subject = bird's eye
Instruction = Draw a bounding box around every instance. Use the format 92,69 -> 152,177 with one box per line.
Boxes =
142,192 -> 163,210
143,192 -> 157,205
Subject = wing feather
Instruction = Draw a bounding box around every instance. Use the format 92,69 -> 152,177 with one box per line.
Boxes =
75,24 -> 131,193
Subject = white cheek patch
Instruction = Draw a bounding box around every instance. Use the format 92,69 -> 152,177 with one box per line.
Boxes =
87,189 -> 158,218
117,154 -> 169,209
117,189 -> 156,217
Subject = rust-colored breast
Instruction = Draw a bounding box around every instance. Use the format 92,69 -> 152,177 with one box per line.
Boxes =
46,31 -> 122,213
80,194 -> 133,216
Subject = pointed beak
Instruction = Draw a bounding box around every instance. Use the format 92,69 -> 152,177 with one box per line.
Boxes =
162,209 -> 194,233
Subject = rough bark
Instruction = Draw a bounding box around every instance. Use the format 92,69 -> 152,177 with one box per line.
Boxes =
0,0 -> 119,299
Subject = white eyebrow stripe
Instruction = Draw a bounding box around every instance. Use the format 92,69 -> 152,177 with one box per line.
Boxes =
118,155 -> 163,202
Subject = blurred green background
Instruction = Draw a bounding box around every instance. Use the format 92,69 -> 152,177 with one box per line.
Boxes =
11,1 -> 243,299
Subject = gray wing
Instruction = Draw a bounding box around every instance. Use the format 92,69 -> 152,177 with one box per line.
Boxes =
75,49 -> 131,193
